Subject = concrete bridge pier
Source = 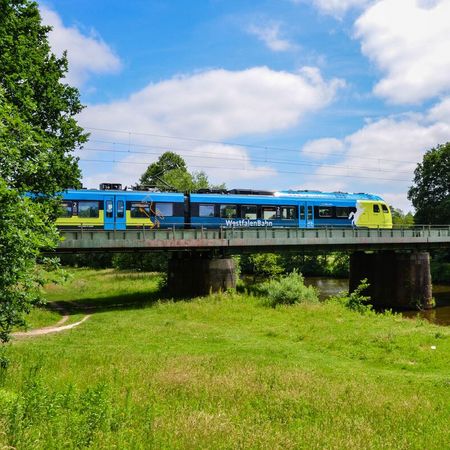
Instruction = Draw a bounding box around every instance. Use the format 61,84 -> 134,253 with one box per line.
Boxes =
167,252 -> 237,297
349,251 -> 433,309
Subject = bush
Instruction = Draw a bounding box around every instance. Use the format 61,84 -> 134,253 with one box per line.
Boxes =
112,252 -> 168,272
59,253 -> 113,268
258,271 -> 318,307
329,279 -> 372,314
244,253 -> 284,280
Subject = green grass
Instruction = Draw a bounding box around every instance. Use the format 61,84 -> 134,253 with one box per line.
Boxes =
2,269 -> 450,449
14,307 -> 62,331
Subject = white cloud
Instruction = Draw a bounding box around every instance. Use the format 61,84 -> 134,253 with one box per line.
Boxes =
40,6 -> 121,87
247,22 -> 295,52
355,0 -> 450,104
81,66 -> 343,140
301,137 -> 344,159
428,96 -> 450,122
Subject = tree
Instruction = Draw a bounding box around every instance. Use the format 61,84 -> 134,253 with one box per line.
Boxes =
390,207 -> 414,228
139,151 -> 225,192
408,143 -> 450,224
0,0 -> 87,353
0,178 -> 57,346
246,253 -> 284,281
139,151 -> 187,189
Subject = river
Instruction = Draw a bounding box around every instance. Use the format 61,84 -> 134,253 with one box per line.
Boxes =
304,277 -> 450,326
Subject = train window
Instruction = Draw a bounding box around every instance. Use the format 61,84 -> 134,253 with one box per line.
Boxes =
220,204 -> 237,218
281,207 -> 297,220
241,205 -> 257,219
299,206 -> 305,220
382,204 -> 389,213
262,207 -> 277,220
199,204 -> 215,217
307,207 -> 313,220
336,207 -> 350,218
373,204 -> 380,213
59,201 -> 72,218
155,202 -> 173,217
130,202 -> 150,218
78,201 -> 99,218
106,200 -> 113,218
117,201 -> 124,218
318,207 -> 333,218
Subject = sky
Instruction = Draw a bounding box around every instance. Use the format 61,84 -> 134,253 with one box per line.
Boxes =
39,0 -> 450,211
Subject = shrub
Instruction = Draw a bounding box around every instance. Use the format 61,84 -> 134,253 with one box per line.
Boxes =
245,253 -> 284,280
258,271 -> 318,307
112,252 -> 169,272
329,279 -> 372,314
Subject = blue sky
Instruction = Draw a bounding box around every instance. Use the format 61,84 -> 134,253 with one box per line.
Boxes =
40,0 -> 450,211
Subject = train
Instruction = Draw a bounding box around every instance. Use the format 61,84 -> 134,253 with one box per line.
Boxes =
56,183 -> 393,230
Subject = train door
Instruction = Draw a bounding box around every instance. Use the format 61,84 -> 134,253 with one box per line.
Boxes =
306,203 -> 314,228
298,202 -> 307,228
115,195 -> 126,230
104,195 -> 115,230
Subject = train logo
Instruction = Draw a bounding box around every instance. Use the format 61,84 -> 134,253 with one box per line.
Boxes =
348,201 -> 365,227
225,219 -> 273,228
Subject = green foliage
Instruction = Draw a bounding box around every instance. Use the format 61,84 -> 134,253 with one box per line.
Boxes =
112,252 -> 169,272
0,2 -> 87,194
329,278 -> 373,314
59,252 -> 114,269
390,206 -> 415,227
258,271 -> 318,307
408,142 -> 450,224
324,252 -> 350,278
0,0 -> 86,346
138,151 -> 225,192
243,252 -> 350,278
245,253 -> 284,280
430,250 -> 450,284
0,180 -> 58,345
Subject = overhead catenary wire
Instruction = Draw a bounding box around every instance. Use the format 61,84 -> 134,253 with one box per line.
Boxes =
80,146 -> 414,176
79,157 -> 412,182
84,126 -> 421,165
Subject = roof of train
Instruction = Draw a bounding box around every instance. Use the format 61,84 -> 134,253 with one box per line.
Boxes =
274,190 -> 384,201
62,189 -> 184,200
63,188 -> 384,202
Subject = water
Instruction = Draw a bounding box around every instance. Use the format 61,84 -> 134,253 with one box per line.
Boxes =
304,277 -> 450,326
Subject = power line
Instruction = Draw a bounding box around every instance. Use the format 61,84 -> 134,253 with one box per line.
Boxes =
79,157 -> 412,182
80,146 -> 414,176
84,127 -> 420,165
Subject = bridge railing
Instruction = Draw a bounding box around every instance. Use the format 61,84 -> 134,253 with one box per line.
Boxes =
56,225 -> 450,252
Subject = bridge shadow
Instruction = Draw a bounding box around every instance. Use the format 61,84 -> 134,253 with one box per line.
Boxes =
44,289 -> 172,316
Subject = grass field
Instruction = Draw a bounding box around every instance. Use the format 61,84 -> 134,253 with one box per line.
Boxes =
2,269 -> 450,449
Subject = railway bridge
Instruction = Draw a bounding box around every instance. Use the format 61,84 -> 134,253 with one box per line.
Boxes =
56,226 -> 450,309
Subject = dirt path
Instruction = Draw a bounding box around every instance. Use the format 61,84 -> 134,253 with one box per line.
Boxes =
12,314 -> 91,339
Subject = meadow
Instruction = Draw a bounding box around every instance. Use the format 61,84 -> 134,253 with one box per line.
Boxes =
1,269 -> 449,449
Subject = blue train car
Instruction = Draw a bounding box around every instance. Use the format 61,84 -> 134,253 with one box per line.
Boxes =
55,185 -> 392,230
189,192 -> 298,228
189,190 -> 392,229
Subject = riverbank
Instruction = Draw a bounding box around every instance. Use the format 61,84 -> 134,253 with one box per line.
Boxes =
2,269 -> 449,448
303,277 -> 450,326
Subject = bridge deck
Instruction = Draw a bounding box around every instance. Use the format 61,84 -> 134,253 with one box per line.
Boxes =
57,226 -> 450,253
